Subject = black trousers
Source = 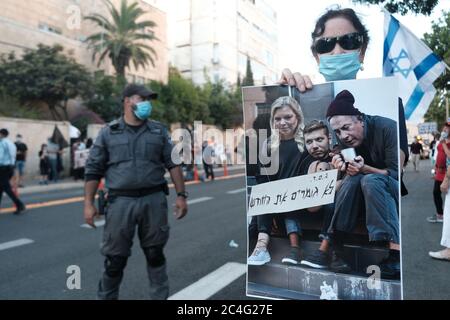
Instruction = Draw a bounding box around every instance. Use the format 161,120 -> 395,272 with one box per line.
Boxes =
0,166 -> 24,209
203,162 -> 214,180
433,180 -> 444,216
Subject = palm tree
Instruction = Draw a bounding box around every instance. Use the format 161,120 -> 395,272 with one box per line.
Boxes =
84,0 -> 158,80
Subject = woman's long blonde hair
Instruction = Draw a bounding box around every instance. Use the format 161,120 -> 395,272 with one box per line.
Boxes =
268,96 -> 305,153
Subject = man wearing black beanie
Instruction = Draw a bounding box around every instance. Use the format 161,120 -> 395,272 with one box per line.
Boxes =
325,90 -> 400,280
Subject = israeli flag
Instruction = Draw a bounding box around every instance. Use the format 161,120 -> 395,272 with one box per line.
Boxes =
383,9 -> 446,123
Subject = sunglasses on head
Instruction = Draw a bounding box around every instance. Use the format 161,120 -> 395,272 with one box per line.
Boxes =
314,32 -> 363,54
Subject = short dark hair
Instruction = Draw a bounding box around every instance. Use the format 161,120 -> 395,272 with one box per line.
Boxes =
304,120 -> 329,136
311,7 -> 370,56
0,128 -> 9,137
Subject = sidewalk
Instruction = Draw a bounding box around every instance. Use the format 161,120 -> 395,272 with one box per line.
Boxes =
16,164 -> 245,195
401,159 -> 450,299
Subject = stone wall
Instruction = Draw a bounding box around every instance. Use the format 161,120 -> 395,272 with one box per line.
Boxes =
0,117 -> 72,179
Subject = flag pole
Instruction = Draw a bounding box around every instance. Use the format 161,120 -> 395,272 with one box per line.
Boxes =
447,95 -> 449,123
445,62 -> 450,72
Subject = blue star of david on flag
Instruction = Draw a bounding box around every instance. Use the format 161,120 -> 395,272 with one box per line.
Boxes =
389,49 -> 412,78
383,9 -> 446,122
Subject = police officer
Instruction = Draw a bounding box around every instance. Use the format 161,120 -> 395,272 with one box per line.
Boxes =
84,84 -> 188,300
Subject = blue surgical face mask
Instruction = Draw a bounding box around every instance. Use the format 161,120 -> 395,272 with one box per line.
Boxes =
133,101 -> 152,120
319,51 -> 361,81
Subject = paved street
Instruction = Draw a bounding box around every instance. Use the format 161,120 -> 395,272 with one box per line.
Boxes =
2,159 -> 450,300
402,159 -> 450,299
0,168 -> 254,300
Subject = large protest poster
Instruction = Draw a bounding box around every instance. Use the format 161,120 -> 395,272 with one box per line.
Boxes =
244,77 -> 402,300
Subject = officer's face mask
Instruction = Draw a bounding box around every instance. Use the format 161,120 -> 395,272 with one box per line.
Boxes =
441,131 -> 448,140
318,51 -> 361,82
132,100 -> 152,120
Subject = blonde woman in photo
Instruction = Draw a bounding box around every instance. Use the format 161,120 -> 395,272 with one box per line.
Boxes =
248,96 -> 307,266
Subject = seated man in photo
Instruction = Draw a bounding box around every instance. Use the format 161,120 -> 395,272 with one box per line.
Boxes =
284,120 -> 349,272
326,90 -> 400,279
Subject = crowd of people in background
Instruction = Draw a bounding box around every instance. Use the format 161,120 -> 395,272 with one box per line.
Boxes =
402,125 -> 450,262
0,130 -> 97,188
2,126 -> 237,195
183,138 -> 235,183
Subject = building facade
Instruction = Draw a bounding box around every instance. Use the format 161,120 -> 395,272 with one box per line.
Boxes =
0,0 -> 168,83
169,0 -> 279,86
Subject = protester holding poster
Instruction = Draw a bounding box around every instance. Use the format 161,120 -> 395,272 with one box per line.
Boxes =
278,7 -> 409,176
276,6 -> 410,280
244,6 -> 408,300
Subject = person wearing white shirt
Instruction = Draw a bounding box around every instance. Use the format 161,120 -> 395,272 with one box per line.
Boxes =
0,128 -> 25,214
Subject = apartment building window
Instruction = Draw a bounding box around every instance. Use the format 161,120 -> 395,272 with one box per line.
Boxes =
136,76 -> 145,84
212,43 -> 220,64
213,73 -> 220,83
38,22 -> 62,35
126,75 -> 136,83
265,51 -> 273,67
238,53 -> 247,74
271,73 -> 277,83
252,60 -> 265,82
258,0 -> 277,22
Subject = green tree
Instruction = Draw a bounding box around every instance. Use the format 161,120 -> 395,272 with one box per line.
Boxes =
242,56 -> 254,87
424,89 -> 448,129
0,88 -> 41,119
149,68 -> 210,126
0,44 -> 92,120
84,72 -> 123,122
236,73 -> 242,88
201,80 -> 241,129
84,0 -> 158,81
230,81 -> 244,128
423,10 -> 450,91
353,0 -> 439,15
147,79 -> 179,125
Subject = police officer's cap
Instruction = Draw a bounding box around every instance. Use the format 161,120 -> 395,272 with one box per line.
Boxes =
122,84 -> 158,100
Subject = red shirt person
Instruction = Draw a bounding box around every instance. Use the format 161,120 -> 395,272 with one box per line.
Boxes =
429,123 -> 450,223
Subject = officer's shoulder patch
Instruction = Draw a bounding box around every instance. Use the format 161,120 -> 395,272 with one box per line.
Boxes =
108,119 -> 120,128
107,119 -> 124,134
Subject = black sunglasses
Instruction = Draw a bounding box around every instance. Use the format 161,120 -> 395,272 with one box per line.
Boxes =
314,32 -> 364,54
